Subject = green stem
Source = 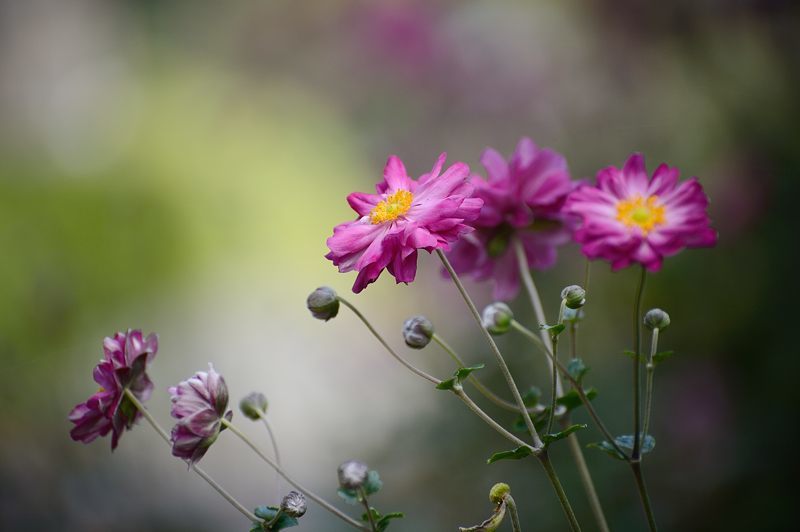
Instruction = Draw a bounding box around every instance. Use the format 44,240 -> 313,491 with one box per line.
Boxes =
546,299 -> 567,434
564,421 -> 610,532
266,508 -> 285,529
643,328 -> 659,442
338,296 -> 441,386
437,249 -> 542,449
358,488 -> 378,532
453,387 -> 534,450
538,451 -> 582,532
122,389 -> 260,523
220,418 -> 367,530
432,333 -> 543,415
505,495 -> 522,532
631,461 -> 658,531
632,266 -> 647,460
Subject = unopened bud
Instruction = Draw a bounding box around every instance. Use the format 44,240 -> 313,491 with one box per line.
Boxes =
489,483 -> 511,505
561,285 -> 586,309
239,392 -> 268,421
338,460 -> 368,490
307,286 -> 340,321
482,303 -> 513,335
280,490 -> 307,518
402,316 -> 434,349
644,308 -> 670,331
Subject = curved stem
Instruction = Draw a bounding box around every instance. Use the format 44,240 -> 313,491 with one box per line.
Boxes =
432,333 -> 544,415
437,249 -> 542,449
258,415 -> 282,467
564,422 -> 610,532
546,299 -> 567,434
537,452 -> 582,531
453,387 -> 533,450
505,495 -> 522,532
338,296 -> 441,385
358,488 -> 377,532
220,419 -> 367,530
123,389 -> 260,523
643,328 -> 659,442
631,461 -> 658,531
632,266 -> 647,459
510,320 -> 630,461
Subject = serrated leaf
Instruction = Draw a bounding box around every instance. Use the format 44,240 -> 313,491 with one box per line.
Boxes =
556,387 -> 598,411
251,506 -> 299,531
436,363 -> 484,390
542,424 -> 587,445
363,470 -> 382,496
540,323 -> 566,338
376,512 -> 404,531
337,488 -> 360,505
615,434 -> 656,454
487,445 -> 534,464
567,358 -> 589,384
587,441 -> 627,461
652,350 -> 674,365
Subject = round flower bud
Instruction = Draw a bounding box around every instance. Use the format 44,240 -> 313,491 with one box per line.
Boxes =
644,308 -> 670,331
489,482 -> 511,505
239,392 -> 268,421
402,316 -> 434,349
560,285 -> 586,309
337,460 -> 369,490
482,302 -> 514,335
306,286 -> 339,321
280,490 -> 307,518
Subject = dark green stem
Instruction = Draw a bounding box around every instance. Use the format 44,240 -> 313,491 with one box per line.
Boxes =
632,266 -> 647,459
538,452 -> 582,531
631,461 -> 658,531
505,495 -> 522,532
358,488 -> 378,532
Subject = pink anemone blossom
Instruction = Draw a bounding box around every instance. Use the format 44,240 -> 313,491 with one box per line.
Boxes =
326,153 -> 483,293
68,329 -> 158,450
168,364 -> 232,465
446,138 -> 576,300
565,153 -> 717,271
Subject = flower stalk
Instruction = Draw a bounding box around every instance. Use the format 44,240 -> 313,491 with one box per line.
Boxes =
358,487 -> 378,532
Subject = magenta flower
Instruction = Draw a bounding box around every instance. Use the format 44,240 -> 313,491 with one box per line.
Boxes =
446,138 -> 576,300
68,329 -> 158,450
326,153 -> 483,293
168,364 -> 232,464
565,153 -> 717,271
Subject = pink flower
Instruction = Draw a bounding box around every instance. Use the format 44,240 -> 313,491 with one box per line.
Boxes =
168,364 -> 232,464
446,138 -> 576,300
326,153 -> 483,293
565,153 -> 717,271
68,329 -> 158,450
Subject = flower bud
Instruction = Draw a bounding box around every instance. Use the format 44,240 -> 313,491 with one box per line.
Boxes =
306,286 -> 339,321
482,302 -> 513,335
280,490 -> 307,518
560,285 -> 586,309
402,316 -> 434,349
338,460 -> 369,490
489,483 -> 511,505
239,392 -> 268,421
644,308 -> 670,331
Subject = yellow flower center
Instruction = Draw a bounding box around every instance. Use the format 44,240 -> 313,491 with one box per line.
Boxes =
370,189 -> 413,224
616,195 -> 666,234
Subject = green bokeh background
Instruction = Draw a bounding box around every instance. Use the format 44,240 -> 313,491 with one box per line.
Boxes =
1,1 -> 797,530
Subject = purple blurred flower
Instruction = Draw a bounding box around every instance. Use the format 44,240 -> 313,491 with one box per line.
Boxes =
565,153 -> 717,271
326,153 -> 483,293
68,329 -> 158,450
446,138 -> 575,300
168,364 -> 232,464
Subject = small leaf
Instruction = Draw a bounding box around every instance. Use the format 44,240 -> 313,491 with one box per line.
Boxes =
567,358 -> 589,384
587,441 -> 627,461
556,387 -> 598,412
337,488 -> 360,505
542,424 -> 587,445
435,378 -> 457,391
521,386 -> 542,407
363,470 -> 382,496
487,445 -> 534,464
622,349 -> 636,359
652,350 -> 674,365
540,323 -> 566,338
362,507 -> 381,523
436,363 -> 485,390
376,512 -> 404,532
252,506 -> 299,531
615,434 -> 656,454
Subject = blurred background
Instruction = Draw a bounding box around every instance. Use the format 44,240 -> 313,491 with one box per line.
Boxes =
1,0 -> 798,530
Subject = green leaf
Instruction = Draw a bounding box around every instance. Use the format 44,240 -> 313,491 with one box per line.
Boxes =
587,441 -> 627,461
542,424 -> 587,445
362,507 -> 381,523
436,363 -> 485,390
652,350 -> 674,365
556,387 -> 598,412
487,445 -> 534,464
363,470 -> 382,496
567,358 -> 589,384
622,349 -> 636,359
615,434 -> 656,454
540,323 -> 566,338
337,488 -> 360,505
252,506 -> 299,531
376,512 -> 404,531
521,386 -> 542,407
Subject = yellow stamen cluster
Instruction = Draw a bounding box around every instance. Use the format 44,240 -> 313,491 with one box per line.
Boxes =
616,195 -> 666,234
370,189 -> 413,224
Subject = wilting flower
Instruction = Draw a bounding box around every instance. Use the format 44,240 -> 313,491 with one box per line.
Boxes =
566,153 -> 717,271
169,364 -> 232,464
326,153 -> 482,293
446,138 -> 575,300
68,329 -> 158,450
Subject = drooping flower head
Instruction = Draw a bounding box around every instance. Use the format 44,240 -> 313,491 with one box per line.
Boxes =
565,153 -> 717,271
326,153 -> 483,293
446,138 -> 576,300
68,329 -> 158,450
168,364 -> 232,465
